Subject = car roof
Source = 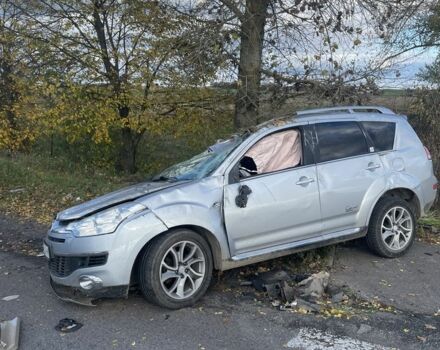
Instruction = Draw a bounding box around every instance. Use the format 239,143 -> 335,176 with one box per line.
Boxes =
253,105 -> 406,133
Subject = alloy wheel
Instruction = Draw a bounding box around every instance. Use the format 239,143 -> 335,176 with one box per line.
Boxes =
381,206 -> 414,251
159,240 -> 206,300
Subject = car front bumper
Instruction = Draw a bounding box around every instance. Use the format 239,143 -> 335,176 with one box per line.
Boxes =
50,278 -> 129,306
44,232 -> 131,306
44,210 -> 171,305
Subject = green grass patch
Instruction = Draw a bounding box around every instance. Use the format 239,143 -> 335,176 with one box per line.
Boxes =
419,211 -> 440,228
0,153 -> 132,224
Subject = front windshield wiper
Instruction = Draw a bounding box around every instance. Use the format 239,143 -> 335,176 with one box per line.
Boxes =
151,176 -> 178,182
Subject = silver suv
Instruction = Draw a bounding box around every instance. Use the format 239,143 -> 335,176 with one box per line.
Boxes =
44,106 -> 438,309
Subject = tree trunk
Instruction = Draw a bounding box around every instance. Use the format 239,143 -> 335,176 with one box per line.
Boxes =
115,106 -> 137,174
234,0 -> 270,129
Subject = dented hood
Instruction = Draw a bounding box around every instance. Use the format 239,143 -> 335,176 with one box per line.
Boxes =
57,181 -> 181,221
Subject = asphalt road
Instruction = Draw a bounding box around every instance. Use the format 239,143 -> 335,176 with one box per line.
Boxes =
332,240 -> 440,315
1,214 -> 440,349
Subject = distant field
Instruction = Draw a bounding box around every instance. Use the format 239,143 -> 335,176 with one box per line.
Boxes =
379,89 -> 407,97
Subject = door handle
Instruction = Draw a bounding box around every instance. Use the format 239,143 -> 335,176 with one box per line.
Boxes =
296,176 -> 315,186
366,162 -> 381,171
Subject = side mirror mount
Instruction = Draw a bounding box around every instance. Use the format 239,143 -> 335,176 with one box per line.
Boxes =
228,163 -> 240,184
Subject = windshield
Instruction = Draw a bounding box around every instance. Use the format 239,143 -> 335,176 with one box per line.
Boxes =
153,136 -> 244,182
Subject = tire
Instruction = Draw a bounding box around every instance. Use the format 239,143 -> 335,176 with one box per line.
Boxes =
138,229 -> 213,309
366,196 -> 416,258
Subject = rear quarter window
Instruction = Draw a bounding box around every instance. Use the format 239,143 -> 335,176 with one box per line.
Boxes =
361,121 -> 396,152
315,121 -> 369,163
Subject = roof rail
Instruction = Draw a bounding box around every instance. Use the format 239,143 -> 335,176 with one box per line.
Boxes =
296,106 -> 395,116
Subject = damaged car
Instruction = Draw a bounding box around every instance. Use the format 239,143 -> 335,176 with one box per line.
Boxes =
44,106 -> 438,309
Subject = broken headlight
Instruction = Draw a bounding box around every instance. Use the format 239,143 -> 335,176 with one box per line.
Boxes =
66,202 -> 147,237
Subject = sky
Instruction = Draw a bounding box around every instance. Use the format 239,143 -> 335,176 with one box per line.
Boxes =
378,48 -> 437,88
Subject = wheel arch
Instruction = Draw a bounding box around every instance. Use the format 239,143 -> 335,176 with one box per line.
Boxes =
130,224 -> 223,285
367,187 -> 421,226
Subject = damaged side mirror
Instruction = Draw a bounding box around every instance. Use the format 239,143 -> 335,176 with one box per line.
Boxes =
235,184 -> 252,208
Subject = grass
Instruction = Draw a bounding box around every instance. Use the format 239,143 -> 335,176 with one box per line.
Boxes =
419,211 -> 440,228
0,153 -> 132,224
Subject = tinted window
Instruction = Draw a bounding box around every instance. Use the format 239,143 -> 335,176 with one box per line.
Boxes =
316,121 -> 368,163
361,121 -> 395,152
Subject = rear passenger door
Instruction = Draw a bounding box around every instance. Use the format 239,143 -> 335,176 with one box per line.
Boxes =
314,121 -> 386,233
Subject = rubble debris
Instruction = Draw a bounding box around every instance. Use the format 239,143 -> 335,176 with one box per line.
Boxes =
297,271 -> 329,299
256,270 -> 290,284
279,301 -> 297,311
292,274 -> 310,283
249,270 -> 309,290
280,282 -> 296,302
331,291 -> 347,304
55,318 -> 83,333
271,300 -> 281,307
1,296 -> 19,302
263,282 -> 282,298
243,269 -> 339,314
278,298 -> 321,313
295,298 -> 322,313
0,317 -> 20,350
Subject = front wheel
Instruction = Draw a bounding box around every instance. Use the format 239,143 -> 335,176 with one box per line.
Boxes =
138,229 -> 213,309
366,196 -> 416,258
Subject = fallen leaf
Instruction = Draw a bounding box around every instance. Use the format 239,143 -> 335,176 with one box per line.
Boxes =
417,336 -> 427,343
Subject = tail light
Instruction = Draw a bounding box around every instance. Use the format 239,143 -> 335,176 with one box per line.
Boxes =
424,146 -> 432,160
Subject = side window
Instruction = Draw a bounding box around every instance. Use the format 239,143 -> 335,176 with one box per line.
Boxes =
361,121 -> 396,152
316,121 -> 369,163
239,128 -> 302,178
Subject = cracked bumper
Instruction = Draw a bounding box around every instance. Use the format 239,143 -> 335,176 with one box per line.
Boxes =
50,278 -> 129,306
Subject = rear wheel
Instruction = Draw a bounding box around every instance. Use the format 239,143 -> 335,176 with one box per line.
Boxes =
138,229 -> 213,309
366,196 -> 416,258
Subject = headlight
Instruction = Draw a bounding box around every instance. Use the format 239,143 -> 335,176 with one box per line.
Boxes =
66,202 -> 146,237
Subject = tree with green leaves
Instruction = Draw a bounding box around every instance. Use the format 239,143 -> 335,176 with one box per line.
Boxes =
0,1 -> 38,152
9,0 -> 225,173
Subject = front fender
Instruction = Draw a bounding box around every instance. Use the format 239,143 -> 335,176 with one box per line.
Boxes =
139,176 -> 231,262
113,210 -> 169,284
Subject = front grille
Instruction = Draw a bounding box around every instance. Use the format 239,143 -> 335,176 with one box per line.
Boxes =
49,254 -> 108,277
48,236 -> 65,243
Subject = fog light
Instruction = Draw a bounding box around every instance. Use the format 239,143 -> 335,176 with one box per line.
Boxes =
79,275 -> 103,290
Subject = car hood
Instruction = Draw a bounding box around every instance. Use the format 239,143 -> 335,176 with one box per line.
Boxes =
56,181 -> 183,221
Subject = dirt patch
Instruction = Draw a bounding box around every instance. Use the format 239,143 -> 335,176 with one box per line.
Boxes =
0,213 -> 47,256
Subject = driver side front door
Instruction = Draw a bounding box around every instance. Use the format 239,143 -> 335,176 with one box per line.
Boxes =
223,126 -> 322,257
